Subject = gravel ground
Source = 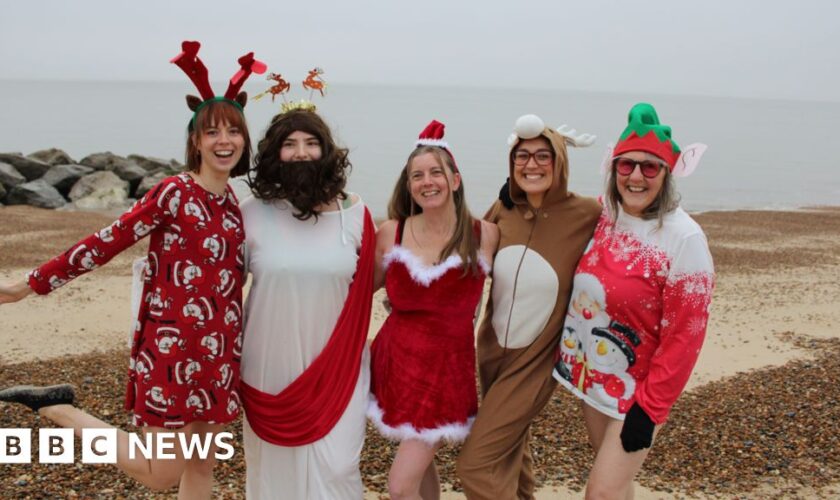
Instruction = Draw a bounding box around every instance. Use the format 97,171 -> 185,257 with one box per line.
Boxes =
2,333 -> 838,499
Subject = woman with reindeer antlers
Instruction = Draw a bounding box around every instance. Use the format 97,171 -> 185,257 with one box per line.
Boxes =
0,41 -> 264,498
236,91 -> 376,498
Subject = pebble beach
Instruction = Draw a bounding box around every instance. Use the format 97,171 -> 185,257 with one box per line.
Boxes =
1,204 -> 839,499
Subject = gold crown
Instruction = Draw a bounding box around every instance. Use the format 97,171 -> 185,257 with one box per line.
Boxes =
280,99 -> 317,113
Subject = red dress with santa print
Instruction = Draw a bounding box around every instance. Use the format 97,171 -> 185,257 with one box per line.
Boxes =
27,173 -> 245,428
552,205 -> 714,424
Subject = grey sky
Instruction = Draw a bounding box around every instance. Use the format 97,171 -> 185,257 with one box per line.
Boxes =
2,0 -> 838,101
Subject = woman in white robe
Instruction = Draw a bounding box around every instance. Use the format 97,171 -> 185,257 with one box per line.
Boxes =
239,109 -> 376,499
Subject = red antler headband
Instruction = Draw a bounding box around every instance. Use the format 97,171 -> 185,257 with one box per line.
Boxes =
415,119 -> 459,173
170,40 -> 266,123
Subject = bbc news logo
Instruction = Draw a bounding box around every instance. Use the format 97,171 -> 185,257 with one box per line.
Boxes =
1,429 -> 235,463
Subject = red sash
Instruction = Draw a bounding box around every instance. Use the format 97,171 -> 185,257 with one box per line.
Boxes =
240,208 -> 375,446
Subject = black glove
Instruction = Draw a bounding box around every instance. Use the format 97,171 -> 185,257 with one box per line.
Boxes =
498,177 -> 514,209
620,402 -> 655,452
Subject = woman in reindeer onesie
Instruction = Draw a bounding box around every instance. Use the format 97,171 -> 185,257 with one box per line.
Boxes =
456,114 -> 601,499
368,120 -> 499,500
552,103 -> 715,500
0,41 -> 264,498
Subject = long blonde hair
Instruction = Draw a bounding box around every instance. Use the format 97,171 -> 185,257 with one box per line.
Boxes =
387,146 -> 480,276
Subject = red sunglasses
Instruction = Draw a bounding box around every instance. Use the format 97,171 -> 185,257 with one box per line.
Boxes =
612,157 -> 667,179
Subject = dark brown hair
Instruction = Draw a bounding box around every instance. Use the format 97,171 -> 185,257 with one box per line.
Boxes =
248,110 -> 351,220
387,146 -> 481,276
185,100 -> 252,178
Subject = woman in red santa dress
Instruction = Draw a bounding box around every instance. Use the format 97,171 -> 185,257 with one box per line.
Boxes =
552,102 -> 715,500
369,120 -> 499,500
0,41 -> 264,498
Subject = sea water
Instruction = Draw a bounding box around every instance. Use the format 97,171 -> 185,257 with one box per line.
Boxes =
1,80 -> 837,217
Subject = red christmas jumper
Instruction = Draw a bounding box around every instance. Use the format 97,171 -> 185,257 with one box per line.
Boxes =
27,173 -> 245,428
369,221 -> 488,444
553,205 -> 715,424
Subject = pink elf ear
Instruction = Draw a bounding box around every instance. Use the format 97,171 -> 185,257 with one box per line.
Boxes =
672,143 -> 708,178
599,144 -> 614,177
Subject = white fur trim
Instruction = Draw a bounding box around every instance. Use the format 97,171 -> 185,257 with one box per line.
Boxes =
415,138 -> 449,148
383,245 -> 490,287
367,396 -> 474,445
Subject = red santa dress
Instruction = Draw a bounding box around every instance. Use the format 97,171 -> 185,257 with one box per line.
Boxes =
27,173 -> 245,428
368,220 -> 488,444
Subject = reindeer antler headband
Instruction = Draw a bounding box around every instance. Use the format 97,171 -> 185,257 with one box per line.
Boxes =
170,40 -> 267,126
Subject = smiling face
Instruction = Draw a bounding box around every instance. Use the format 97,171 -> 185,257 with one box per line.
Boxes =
407,151 -> 460,211
195,120 -> 245,176
615,151 -> 668,217
512,137 -> 554,207
279,130 -> 323,162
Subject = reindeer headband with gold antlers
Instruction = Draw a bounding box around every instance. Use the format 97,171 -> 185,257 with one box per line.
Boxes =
170,40 -> 267,127
253,67 -> 328,113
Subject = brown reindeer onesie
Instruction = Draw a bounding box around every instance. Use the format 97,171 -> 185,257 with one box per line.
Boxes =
457,117 -> 601,499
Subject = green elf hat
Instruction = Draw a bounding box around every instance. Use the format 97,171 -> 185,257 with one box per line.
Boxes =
612,103 -> 681,169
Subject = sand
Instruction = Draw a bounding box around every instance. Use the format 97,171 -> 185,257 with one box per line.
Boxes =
2,204 -> 839,499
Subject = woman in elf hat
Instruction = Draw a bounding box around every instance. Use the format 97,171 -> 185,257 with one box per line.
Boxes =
368,120 -> 499,499
551,103 -> 714,499
237,107 -> 377,499
0,41 -> 263,497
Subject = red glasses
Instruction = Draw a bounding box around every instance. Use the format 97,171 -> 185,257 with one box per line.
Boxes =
612,157 -> 667,179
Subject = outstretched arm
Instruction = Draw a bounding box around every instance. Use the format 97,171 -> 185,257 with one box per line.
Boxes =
25,177 -> 182,296
0,280 -> 33,304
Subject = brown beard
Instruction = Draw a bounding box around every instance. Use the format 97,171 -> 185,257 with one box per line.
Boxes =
249,159 -> 346,220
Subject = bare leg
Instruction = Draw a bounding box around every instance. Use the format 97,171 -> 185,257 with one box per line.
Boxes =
39,404 -> 222,495
388,438 -> 441,500
419,460 -> 441,500
581,403 -> 659,500
177,421 -> 220,500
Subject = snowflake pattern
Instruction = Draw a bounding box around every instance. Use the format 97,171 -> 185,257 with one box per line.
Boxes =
687,316 -> 707,337
555,208 -> 715,424
604,226 -> 669,280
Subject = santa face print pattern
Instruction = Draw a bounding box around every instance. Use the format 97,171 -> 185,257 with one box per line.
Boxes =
28,173 -> 246,428
552,207 -> 714,423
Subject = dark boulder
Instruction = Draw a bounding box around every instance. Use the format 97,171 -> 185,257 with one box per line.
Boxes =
0,153 -> 52,181
6,179 -> 67,208
0,162 -> 27,189
41,164 -> 95,196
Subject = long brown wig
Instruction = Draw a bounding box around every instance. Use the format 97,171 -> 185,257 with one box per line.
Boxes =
248,110 -> 351,220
